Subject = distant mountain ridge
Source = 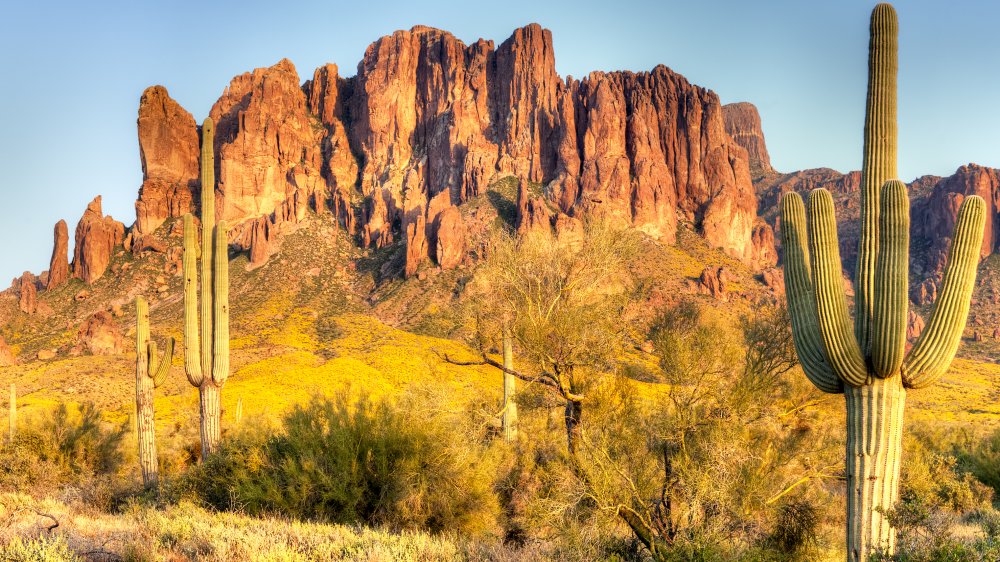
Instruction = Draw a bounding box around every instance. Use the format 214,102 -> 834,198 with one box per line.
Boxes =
722,100 -> 1000,303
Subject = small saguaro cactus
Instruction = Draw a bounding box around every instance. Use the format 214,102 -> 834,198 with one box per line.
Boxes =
135,296 -> 174,487
501,327 -> 517,443
183,116 -> 231,460
8,383 -> 15,443
781,4 -> 987,561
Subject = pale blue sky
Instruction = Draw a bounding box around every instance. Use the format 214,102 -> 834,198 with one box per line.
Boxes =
1,0 -> 997,283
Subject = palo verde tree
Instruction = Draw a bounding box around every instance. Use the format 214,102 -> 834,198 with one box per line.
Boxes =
781,4 -> 986,560
448,220 -> 637,457
583,302 -> 840,558
183,116 -> 231,460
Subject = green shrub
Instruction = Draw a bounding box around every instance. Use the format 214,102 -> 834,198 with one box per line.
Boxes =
0,535 -> 81,562
0,403 -> 126,496
184,391 -> 500,536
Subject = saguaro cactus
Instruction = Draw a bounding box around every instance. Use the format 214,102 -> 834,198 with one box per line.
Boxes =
781,4 -> 986,560
8,383 -> 15,443
183,116 -> 231,460
502,328 -> 517,443
135,296 -> 174,487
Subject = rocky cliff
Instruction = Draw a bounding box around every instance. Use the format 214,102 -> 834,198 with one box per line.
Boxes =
130,23 -> 774,277
723,102 -> 773,177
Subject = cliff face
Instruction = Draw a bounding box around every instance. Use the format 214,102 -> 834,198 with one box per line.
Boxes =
135,86 -> 199,235
129,23 -> 773,275
723,102 -> 773,177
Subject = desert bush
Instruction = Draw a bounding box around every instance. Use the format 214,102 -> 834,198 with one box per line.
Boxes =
575,301 -> 841,560
0,402 -> 126,497
961,427 -> 1000,496
183,390 -> 500,536
873,432 -> 998,561
0,535 -> 80,562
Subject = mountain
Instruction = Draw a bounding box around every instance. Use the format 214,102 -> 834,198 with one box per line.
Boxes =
722,101 -> 1000,312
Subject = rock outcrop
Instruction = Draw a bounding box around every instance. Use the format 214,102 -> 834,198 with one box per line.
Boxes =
135,86 -> 199,235
47,220 -> 69,289
0,336 -> 15,366
122,24 -> 777,275
72,197 -> 125,284
346,24 -> 768,272
516,178 -> 553,234
723,102 -> 773,176
17,272 -> 37,314
432,207 -> 466,270
915,164 -> 1000,277
76,310 -> 123,355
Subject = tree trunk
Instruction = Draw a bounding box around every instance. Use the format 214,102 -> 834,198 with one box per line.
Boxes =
199,382 -> 222,460
565,398 -> 582,457
502,331 -> 517,443
845,375 -> 905,561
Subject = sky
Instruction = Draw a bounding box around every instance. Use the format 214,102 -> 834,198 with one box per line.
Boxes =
0,0 -> 998,283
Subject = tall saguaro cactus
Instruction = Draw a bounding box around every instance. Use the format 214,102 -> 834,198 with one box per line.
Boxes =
781,4 -> 986,560
135,296 -> 174,487
8,383 -> 14,443
183,116 -> 231,460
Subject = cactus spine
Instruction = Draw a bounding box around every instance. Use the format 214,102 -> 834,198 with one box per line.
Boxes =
502,328 -> 517,443
135,296 -> 174,487
8,383 -> 14,443
781,4 -> 987,561
183,116 -> 230,460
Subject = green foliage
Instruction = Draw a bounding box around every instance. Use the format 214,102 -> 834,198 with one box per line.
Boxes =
0,536 -> 81,562
576,301 -> 839,560
0,403 -> 127,510
183,391 -> 500,536
960,427 -> 1000,495
873,432 -> 997,562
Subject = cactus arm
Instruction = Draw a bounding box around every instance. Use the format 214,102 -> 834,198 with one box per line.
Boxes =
211,221 -> 230,386
871,180 -> 909,378
854,2 -> 899,357
807,189 -> 869,386
182,214 -> 203,387
150,337 -> 174,388
199,117 -> 216,382
903,195 -> 986,389
780,192 -> 843,394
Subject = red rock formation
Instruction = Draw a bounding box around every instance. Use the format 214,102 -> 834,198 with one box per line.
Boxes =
907,310 -> 925,341
911,279 -> 937,306
697,267 -> 729,300
128,24 -> 773,272
72,196 -> 125,284
433,207 -> 466,270
516,178 -> 553,234
47,219 -> 69,289
564,67 -> 758,262
916,164 -> 1000,276
723,102 -> 773,176
751,221 -> 777,269
17,272 -> 37,314
304,64 -> 358,230
210,59 -> 325,224
135,86 -> 199,235
761,267 -> 785,296
404,213 -> 427,278
0,336 -> 15,366
77,310 -> 123,355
